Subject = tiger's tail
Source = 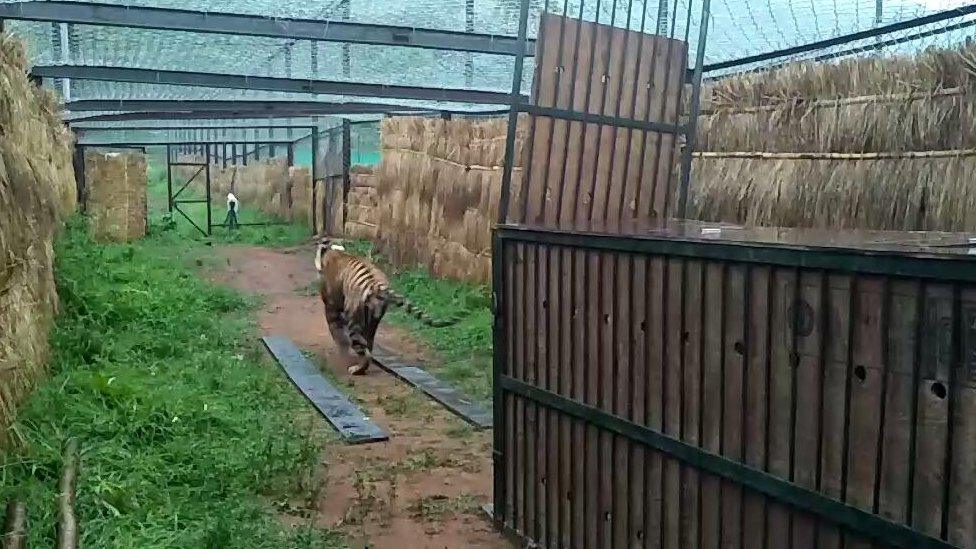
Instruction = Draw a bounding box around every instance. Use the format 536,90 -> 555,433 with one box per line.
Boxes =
380,289 -> 461,328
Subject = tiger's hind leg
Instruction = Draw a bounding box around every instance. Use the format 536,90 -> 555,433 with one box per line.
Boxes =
324,303 -> 351,351
345,305 -> 374,375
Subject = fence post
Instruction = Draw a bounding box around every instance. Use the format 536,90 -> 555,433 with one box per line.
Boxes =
342,120 -> 351,236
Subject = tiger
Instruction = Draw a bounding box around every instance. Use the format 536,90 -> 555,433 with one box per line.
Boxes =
314,237 -> 459,375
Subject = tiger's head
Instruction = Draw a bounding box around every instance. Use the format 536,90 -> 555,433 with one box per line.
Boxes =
313,236 -> 346,272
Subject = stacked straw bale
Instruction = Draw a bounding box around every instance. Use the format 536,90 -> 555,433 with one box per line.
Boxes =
0,33 -> 77,440
689,40 -> 976,231
85,151 -> 148,242
288,166 -> 312,226
374,115 -> 525,284
345,165 -> 377,240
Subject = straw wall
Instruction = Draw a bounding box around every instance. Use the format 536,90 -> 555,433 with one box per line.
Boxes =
374,115 -> 525,284
344,166 -> 377,240
689,42 -> 976,231
0,34 -> 77,441
85,151 -> 147,242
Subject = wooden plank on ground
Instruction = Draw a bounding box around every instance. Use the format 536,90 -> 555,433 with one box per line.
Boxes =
261,335 -> 388,444
371,346 -> 492,429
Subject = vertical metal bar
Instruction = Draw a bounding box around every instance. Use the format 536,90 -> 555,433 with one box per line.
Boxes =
166,144 -> 174,213
242,142 -> 248,166
497,0 -> 532,224
676,0 -> 712,218
311,125 -> 319,235
205,144 -> 212,236
341,0 -> 351,77
342,119 -> 351,235
465,0 -> 475,88
287,143 -> 295,166
72,139 -> 86,212
222,142 -> 228,169
493,232 -> 508,527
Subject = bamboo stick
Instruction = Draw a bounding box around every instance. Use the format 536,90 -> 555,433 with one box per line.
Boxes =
56,438 -> 79,549
2,500 -> 26,549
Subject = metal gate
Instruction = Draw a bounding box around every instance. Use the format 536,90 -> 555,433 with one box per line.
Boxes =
314,121 -> 350,236
166,143 -> 212,236
491,222 -> 976,548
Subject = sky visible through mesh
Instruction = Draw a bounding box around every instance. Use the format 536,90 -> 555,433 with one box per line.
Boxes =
3,0 -> 972,126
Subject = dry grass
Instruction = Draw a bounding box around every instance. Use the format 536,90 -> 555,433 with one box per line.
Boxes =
0,32 -> 76,441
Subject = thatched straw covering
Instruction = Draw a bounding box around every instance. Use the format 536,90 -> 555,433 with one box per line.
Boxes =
0,33 -> 76,441
374,115 -> 525,284
691,40 -> 976,231
85,151 -> 147,242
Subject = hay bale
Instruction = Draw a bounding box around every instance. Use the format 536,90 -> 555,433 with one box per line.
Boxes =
289,166 -> 312,226
373,115 -> 524,284
85,151 -> 147,242
0,32 -> 76,439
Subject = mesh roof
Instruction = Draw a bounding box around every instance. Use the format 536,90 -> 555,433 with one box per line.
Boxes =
1,0 -> 971,126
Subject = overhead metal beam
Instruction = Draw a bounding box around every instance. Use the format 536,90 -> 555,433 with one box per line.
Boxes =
74,124 -> 319,131
701,3 -> 976,73
79,140 -> 298,147
34,65 -> 520,105
63,99 -> 434,113
0,1 -> 536,56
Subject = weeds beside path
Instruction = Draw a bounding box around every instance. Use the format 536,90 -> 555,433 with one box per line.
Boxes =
0,219 -> 342,547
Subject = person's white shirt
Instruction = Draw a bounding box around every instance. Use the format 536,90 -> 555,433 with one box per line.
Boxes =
226,192 -> 239,212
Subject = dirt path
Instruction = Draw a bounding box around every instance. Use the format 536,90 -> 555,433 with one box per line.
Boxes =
209,244 -> 509,549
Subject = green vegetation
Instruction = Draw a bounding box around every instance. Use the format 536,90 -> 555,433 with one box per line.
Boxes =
0,218 -> 342,548
342,240 -> 493,403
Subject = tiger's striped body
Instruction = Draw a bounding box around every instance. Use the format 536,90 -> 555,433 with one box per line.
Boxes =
314,238 -> 456,374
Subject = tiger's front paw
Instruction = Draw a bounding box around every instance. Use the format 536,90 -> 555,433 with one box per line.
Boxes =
347,362 -> 370,375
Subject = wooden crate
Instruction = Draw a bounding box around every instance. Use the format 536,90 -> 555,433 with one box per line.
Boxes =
493,220 -> 976,549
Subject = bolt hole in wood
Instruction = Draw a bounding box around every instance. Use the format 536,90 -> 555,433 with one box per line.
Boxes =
931,381 -> 947,399
854,365 -> 867,382
733,341 -> 745,355
603,314 -> 610,324
640,320 -> 647,332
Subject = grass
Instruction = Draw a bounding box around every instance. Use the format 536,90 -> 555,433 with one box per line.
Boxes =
341,240 -> 493,403
0,217 -> 344,548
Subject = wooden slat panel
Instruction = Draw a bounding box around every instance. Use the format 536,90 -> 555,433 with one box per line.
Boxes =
543,19 -> 579,226
845,276 -> 886,549
620,19 -> 658,221
721,264 -> 746,549
646,256 -> 666,548
681,259 -> 704,549
743,266 -> 770,549
599,252 -> 615,548
767,268 -> 797,549
575,22 -> 611,224
504,242 -> 517,524
525,244 -> 538,542
630,257 -> 648,547
612,253 -> 632,548
585,250 -> 601,548
602,28 -> 642,224
558,247 -> 573,549
877,281 -> 920,525
590,25 -> 627,223
911,284 -> 952,538
559,16 -> 594,227
700,261 -> 725,549
513,243 -> 526,534
649,38 -> 687,219
572,248 -> 587,548
633,30 -> 670,218
792,271 -> 824,549
520,15 -> 558,224
948,288 -> 976,546
817,274 -> 853,549
532,245 -> 548,545
663,258 -> 684,548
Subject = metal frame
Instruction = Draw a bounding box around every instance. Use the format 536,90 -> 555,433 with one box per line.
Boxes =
36,66 -> 523,105
0,1 -> 537,56
492,226 -> 972,548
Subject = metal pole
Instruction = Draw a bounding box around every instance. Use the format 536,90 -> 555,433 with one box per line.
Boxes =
341,119 -> 351,235
205,144 -> 212,235
496,0 -> 530,225
311,124 -> 319,235
341,0 -> 350,77
464,0 -> 475,88
657,0 -> 669,35
677,0 -> 712,218
166,144 -> 174,213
